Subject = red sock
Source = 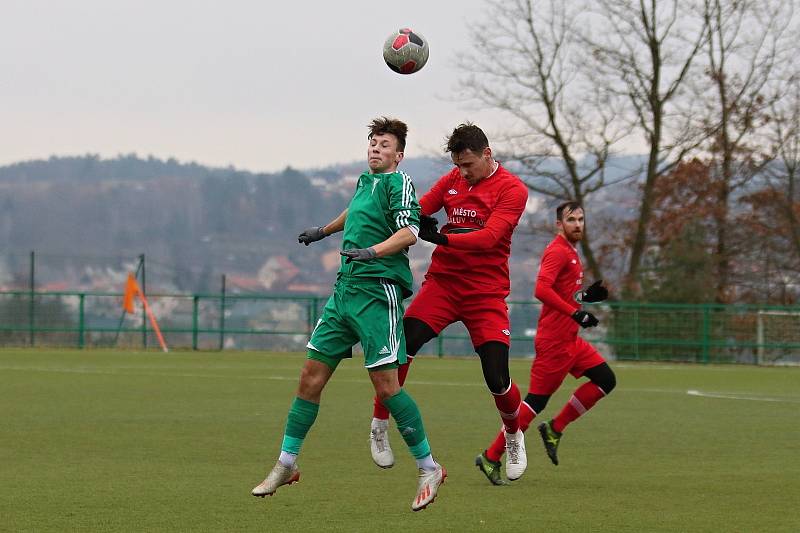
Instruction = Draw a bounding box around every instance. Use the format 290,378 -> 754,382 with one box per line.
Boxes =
493,381 -> 521,433
372,357 -> 414,420
485,401 -> 536,462
551,382 -> 606,433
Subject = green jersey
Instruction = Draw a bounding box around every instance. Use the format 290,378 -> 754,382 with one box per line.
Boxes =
339,170 -> 420,295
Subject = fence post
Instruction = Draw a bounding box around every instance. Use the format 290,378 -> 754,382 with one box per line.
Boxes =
140,254 -> 147,349
701,305 -> 711,364
219,275 -> 226,351
78,293 -> 85,348
29,250 -> 35,347
192,295 -> 199,351
437,333 -> 444,357
633,305 -> 640,360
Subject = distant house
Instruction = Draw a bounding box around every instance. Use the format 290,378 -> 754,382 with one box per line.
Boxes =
257,256 -> 299,290
226,274 -> 265,292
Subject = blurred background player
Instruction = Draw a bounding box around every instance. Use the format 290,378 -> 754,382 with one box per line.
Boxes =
477,201 -> 617,485
252,117 -> 445,512
367,123 -> 530,481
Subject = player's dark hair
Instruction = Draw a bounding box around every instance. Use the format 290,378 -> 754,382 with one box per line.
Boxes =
445,123 -> 489,154
368,117 -> 407,152
556,201 -> 583,221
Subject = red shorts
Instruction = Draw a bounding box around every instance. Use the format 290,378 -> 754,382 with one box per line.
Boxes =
405,276 -> 510,348
529,336 -> 606,395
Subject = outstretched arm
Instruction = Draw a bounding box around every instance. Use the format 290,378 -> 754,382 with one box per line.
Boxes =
298,209 -> 348,245
322,208 -> 348,235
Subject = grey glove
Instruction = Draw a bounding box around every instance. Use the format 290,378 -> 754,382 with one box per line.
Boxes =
340,247 -> 377,263
298,226 -> 327,246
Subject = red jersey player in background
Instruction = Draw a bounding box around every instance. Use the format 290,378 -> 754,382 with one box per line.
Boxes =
477,201 -> 617,485
368,123 -> 531,481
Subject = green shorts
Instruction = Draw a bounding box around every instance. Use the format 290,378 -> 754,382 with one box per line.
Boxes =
307,277 -> 408,370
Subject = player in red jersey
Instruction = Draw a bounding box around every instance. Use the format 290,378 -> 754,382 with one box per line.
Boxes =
476,201 -> 617,484
367,123 -> 530,481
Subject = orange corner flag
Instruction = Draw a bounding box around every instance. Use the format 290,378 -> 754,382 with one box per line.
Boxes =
121,272 -> 169,353
123,273 -> 140,313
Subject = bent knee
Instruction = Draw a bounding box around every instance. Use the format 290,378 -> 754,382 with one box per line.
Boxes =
298,369 -> 327,397
594,369 -> 616,395
375,388 -> 396,402
485,375 -> 510,395
524,393 -> 551,414
370,372 -> 401,402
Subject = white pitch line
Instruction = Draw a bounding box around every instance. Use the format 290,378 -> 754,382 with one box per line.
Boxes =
3,366 -> 799,401
686,389 -> 800,403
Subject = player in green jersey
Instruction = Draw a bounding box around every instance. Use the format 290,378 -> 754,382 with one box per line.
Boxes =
251,117 -> 446,512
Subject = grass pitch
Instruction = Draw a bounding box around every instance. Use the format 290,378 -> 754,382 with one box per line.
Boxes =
1,349 -> 799,532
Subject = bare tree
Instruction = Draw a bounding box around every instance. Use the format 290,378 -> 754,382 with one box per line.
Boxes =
766,80 -> 800,269
585,0 -> 708,297
455,0 -> 631,281
691,0 -> 796,302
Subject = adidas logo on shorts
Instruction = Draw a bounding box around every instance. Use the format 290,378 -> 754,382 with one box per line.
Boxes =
378,346 -> 390,355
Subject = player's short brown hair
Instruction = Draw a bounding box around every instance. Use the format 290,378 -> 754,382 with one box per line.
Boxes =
368,117 -> 408,152
445,123 -> 489,154
556,201 -> 583,221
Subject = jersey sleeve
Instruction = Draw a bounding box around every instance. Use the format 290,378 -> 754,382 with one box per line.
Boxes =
534,246 -> 578,317
445,181 -> 528,250
418,170 -> 454,216
387,171 -> 421,236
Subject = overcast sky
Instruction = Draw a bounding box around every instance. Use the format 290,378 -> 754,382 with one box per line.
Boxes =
1,0 -> 502,173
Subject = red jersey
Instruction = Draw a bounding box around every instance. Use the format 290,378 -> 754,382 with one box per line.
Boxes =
534,234 -> 584,340
420,163 -> 528,295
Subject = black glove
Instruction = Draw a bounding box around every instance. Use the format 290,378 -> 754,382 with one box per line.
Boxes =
578,280 -> 608,303
572,310 -> 599,328
298,226 -> 327,246
418,215 -> 448,245
420,214 -> 439,232
340,247 -> 377,263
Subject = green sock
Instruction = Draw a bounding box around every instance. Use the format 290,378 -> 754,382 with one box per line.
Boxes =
280,397 -> 319,455
383,389 -> 431,459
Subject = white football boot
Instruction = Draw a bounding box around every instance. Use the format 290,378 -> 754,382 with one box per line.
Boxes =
504,430 -> 528,481
251,461 -> 300,497
411,464 -> 447,511
370,419 -> 395,468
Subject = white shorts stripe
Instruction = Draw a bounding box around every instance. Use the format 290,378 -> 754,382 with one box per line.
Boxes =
381,280 -> 400,358
366,353 -> 398,368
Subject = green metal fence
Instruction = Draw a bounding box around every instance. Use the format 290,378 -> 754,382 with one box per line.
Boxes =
1,290 -> 798,365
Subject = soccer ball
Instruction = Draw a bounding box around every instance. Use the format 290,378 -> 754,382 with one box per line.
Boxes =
382,28 -> 429,75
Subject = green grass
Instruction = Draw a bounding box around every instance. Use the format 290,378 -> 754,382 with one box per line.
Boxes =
1,350 -> 799,532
